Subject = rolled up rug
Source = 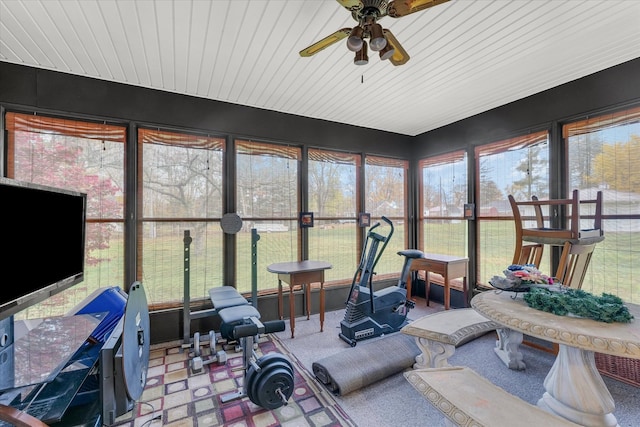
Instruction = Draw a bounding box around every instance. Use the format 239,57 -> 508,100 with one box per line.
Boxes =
312,332 -> 420,395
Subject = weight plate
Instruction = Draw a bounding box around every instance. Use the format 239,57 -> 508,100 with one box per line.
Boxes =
245,363 -> 259,404
255,366 -> 294,409
121,282 -> 150,401
250,358 -> 294,407
256,353 -> 293,373
220,213 -> 243,234
251,359 -> 293,405
209,330 -> 216,349
193,332 -> 201,357
249,354 -> 294,404
249,361 -> 272,405
246,354 -> 281,402
257,353 -> 293,374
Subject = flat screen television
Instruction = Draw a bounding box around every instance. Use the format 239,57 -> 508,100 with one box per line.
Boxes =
0,177 -> 87,321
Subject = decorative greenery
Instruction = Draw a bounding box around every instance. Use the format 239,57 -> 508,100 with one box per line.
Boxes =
523,287 -> 634,323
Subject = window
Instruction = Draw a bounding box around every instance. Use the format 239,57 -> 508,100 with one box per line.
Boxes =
307,149 -> 359,282
5,112 -> 126,318
139,128 -> 225,306
419,151 -> 468,256
365,155 -> 408,278
564,106 -> 640,302
236,140 -> 301,292
475,131 -> 550,284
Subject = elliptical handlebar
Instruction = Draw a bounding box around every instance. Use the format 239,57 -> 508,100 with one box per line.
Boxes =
369,216 -> 394,272
368,216 -> 393,237
345,216 -> 396,307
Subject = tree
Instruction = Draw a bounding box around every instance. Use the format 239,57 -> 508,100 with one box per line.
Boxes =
143,144 -> 223,218
568,133 -> 604,189
14,132 -> 122,266
366,165 -> 404,216
509,145 -> 548,199
236,154 -> 297,218
591,135 -> 640,192
308,161 -> 347,216
478,158 -> 504,205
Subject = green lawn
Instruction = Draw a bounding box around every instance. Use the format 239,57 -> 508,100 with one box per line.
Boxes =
21,221 -> 638,320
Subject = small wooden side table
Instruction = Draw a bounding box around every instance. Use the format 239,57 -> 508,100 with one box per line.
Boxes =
267,260 -> 332,338
407,254 -> 468,310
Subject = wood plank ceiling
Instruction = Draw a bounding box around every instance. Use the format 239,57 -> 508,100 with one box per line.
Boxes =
1,0 -> 639,136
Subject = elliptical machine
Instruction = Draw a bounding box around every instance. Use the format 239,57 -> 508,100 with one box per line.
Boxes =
339,216 -> 422,346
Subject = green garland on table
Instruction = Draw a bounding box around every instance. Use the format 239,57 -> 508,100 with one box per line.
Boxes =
523,287 -> 634,323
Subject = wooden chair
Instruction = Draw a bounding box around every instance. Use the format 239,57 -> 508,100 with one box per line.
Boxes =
509,190 -> 604,354
508,189 -> 604,266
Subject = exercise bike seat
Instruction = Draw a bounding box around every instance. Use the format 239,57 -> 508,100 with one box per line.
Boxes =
398,249 -> 425,259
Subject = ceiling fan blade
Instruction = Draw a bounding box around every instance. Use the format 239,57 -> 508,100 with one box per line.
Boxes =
383,29 -> 410,65
299,28 -> 352,57
336,0 -> 363,13
387,0 -> 450,18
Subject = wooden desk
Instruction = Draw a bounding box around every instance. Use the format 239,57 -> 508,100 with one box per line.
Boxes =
267,260 -> 332,338
407,253 -> 468,310
472,290 -> 640,426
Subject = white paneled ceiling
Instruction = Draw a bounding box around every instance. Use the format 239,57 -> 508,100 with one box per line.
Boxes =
1,0 -> 639,136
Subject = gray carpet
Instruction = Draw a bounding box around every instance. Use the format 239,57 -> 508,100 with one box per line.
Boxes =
275,301 -> 640,427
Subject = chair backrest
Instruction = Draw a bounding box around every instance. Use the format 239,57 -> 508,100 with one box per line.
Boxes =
555,241 -> 597,289
516,244 -> 544,268
508,189 -> 604,246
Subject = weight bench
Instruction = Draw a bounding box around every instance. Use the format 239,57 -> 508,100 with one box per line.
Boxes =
190,286 -> 262,372
207,286 -> 262,340
209,286 -> 251,310
183,230 -> 266,370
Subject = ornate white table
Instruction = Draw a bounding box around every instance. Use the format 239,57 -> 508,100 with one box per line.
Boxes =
471,290 -> 640,427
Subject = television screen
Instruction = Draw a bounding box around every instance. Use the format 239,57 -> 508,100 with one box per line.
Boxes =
0,178 -> 87,320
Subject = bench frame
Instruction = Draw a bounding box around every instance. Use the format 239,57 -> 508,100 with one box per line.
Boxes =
404,366 -> 579,427
401,308 -> 499,368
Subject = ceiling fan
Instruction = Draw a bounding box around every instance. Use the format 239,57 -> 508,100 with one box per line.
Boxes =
299,0 -> 450,66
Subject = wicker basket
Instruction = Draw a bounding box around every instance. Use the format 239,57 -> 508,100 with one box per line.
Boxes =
595,353 -> 640,387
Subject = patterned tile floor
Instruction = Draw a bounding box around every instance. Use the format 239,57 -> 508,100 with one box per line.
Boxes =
111,336 -> 353,427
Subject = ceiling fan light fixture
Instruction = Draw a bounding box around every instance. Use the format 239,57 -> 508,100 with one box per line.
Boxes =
379,43 -> 395,61
369,23 -> 387,51
347,26 -> 364,52
354,41 -> 368,65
